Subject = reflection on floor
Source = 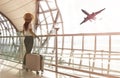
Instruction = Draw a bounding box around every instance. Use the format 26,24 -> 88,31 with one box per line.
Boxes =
0,59 -> 72,78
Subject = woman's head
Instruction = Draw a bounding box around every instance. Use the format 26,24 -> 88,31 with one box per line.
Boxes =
23,13 -> 34,22
23,13 -> 33,30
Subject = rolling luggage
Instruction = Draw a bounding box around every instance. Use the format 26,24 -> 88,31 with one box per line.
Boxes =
25,53 -> 44,75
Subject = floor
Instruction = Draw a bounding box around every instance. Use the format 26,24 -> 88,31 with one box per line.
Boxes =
0,59 -> 70,78
1,58 -> 117,78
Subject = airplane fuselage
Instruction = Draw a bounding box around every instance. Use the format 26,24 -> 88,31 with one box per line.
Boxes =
86,13 -> 96,20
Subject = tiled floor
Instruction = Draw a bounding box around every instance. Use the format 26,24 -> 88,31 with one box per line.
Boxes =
0,59 -> 118,78
0,59 -> 63,78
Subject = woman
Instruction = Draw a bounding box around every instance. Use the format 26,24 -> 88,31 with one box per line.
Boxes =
23,13 -> 37,67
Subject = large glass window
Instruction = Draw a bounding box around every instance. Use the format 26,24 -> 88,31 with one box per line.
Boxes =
0,13 -> 20,62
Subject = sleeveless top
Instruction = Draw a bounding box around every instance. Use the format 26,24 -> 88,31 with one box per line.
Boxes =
23,23 -> 33,36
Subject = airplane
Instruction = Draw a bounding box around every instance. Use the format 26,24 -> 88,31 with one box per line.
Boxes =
80,8 -> 105,25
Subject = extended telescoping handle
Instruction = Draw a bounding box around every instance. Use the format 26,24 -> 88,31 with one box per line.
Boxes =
36,35 -> 40,41
32,36 -> 41,54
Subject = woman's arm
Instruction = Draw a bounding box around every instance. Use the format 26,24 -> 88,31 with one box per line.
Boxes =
29,29 -> 40,41
29,29 -> 37,37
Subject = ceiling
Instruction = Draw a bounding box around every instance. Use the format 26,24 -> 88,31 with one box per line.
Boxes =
0,0 -> 36,31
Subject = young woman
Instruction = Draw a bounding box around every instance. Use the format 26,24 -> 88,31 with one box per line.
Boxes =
22,13 -> 37,66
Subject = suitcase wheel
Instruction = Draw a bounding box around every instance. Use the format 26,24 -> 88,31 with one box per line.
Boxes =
36,71 -> 39,75
25,68 -> 28,72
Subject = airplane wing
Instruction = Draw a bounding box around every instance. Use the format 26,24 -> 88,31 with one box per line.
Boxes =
94,8 -> 105,15
80,18 -> 89,25
81,9 -> 90,15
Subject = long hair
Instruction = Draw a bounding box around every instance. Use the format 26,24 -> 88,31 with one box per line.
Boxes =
24,22 -> 30,31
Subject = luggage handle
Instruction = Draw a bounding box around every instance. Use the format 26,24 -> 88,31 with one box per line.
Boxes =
32,36 -> 41,54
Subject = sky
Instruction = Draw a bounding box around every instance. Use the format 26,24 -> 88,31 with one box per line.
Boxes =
57,0 -> 120,33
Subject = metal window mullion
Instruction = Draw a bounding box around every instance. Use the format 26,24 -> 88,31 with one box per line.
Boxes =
79,36 -> 84,69
39,2 -> 49,34
92,35 -> 97,72
107,35 -> 111,74
68,36 -> 74,66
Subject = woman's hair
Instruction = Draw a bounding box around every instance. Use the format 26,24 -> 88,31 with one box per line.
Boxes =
24,22 -> 30,31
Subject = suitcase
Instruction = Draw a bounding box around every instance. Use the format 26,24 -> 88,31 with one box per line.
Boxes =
25,53 -> 44,75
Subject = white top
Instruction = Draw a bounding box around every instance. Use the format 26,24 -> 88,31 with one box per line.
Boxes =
23,23 -> 33,36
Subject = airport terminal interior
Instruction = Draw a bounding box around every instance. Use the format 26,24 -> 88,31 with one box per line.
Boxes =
0,0 -> 120,78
